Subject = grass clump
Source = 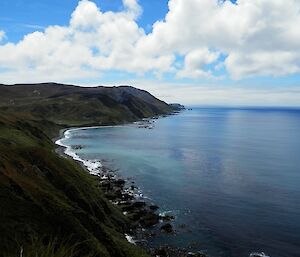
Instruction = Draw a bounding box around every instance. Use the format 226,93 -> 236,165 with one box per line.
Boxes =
20,237 -> 81,257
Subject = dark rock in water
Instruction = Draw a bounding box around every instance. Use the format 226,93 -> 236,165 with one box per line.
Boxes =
160,214 -> 175,221
130,185 -> 137,190
160,223 -> 173,233
121,193 -> 133,201
149,205 -> 159,211
132,201 -> 146,208
122,201 -> 146,212
115,179 -> 126,187
72,145 -> 83,150
140,212 -> 160,227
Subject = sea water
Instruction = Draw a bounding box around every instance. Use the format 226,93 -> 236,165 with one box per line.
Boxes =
58,108 -> 300,257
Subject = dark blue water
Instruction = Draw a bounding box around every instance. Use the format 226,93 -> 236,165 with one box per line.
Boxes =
60,108 -> 300,257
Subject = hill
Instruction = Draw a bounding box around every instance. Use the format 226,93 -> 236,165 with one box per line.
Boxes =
0,83 -> 176,257
0,83 -> 172,130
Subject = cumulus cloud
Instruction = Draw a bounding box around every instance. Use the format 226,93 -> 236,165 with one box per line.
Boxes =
123,0 -> 143,18
140,0 -> 300,79
0,0 -> 173,83
0,0 -> 300,83
177,48 -> 220,79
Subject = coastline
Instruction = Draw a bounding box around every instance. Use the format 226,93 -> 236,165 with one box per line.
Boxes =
53,111 -> 277,257
53,124 -> 164,250
0,83 -> 189,257
52,114 -> 208,257
53,114 -> 178,174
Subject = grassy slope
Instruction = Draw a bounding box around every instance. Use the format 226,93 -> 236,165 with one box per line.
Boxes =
0,83 -> 172,127
0,84 -> 174,257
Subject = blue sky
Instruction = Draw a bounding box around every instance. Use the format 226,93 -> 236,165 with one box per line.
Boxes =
0,0 -> 168,41
0,0 -> 300,106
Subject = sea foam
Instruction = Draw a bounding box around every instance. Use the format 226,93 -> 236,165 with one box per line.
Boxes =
56,129 -> 103,176
125,234 -> 136,245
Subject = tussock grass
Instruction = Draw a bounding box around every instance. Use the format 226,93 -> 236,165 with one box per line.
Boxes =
22,237 -> 81,257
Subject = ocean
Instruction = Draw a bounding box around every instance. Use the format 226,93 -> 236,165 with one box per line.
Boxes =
57,108 -> 300,257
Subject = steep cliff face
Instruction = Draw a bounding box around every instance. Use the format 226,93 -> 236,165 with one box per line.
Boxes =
0,84 -> 175,257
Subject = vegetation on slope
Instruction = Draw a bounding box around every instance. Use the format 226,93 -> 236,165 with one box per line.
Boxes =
0,83 -> 172,127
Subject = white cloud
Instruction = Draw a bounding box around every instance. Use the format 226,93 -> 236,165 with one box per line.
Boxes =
123,0 -> 142,18
0,0 -> 173,83
0,0 -> 300,83
138,0 -> 300,79
226,50 -> 300,78
0,30 -> 5,42
177,48 -> 220,79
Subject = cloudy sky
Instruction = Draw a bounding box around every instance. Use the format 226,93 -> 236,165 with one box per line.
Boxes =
0,0 -> 300,106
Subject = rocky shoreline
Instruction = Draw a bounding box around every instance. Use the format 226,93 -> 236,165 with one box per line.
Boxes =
54,121 -> 210,257
69,157 -> 207,257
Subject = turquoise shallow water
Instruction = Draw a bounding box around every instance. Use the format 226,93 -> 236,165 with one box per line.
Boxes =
60,108 -> 300,257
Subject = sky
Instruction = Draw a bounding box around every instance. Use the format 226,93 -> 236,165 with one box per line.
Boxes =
0,0 -> 300,106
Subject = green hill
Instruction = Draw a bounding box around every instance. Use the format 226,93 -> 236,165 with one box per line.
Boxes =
0,83 -> 176,257
0,83 -> 172,129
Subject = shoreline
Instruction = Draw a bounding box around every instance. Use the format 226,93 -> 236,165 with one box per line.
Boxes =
53,114 -> 209,257
54,120 -> 176,220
